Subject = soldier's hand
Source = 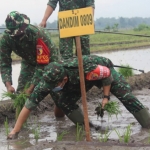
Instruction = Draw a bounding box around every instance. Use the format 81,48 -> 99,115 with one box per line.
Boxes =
39,21 -> 46,28
25,88 -> 32,95
25,84 -> 35,95
102,98 -> 109,109
7,86 -> 15,93
7,130 -> 19,140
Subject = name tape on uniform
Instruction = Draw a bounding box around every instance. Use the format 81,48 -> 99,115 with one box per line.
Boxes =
58,7 -> 95,38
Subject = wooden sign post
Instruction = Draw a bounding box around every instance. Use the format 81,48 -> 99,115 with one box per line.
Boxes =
58,7 -> 95,141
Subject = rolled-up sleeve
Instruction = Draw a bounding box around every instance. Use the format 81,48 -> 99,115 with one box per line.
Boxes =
85,0 -> 95,8
25,79 -> 51,110
47,0 -> 58,10
101,74 -> 113,86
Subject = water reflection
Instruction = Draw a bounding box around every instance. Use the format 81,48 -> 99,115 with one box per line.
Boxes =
94,48 -> 150,73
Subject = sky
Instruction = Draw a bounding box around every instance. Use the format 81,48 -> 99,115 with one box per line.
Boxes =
0,0 -> 150,25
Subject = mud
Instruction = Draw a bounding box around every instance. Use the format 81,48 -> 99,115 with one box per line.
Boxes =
0,72 -> 150,150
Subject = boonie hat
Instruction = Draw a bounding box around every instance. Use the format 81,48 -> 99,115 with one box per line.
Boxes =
5,11 -> 30,36
43,62 -> 66,89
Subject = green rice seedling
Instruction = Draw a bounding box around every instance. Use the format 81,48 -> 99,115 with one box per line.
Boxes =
57,130 -> 69,141
115,124 -> 132,143
13,93 -> 28,119
32,125 -> 40,142
4,117 -> 10,136
76,123 -> 85,141
95,101 -> 121,119
98,128 -> 111,142
114,128 -> 123,142
2,92 -> 28,119
104,101 -> 121,119
146,130 -> 150,144
123,124 -> 132,143
118,64 -> 134,78
2,83 -> 29,119
2,90 -> 17,100
31,117 -> 40,142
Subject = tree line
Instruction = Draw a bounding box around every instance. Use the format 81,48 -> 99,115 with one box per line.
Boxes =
1,17 -> 150,33
44,17 -> 150,30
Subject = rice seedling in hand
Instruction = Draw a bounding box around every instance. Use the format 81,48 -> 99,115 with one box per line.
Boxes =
2,92 -> 28,119
57,130 -> 69,141
2,83 -> 29,119
2,90 -> 17,100
104,101 -> 121,119
95,101 -> 121,119
118,64 -> 134,78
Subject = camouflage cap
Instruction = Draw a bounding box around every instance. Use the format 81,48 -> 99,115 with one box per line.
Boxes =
5,11 -> 30,36
43,62 -> 67,89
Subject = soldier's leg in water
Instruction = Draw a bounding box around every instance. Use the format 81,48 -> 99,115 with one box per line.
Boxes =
52,91 -> 84,124
110,68 -> 150,128
16,60 -> 35,93
59,37 -> 73,59
50,91 -> 65,117
55,91 -> 96,128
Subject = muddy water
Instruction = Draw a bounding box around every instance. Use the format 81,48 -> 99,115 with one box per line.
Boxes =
95,48 -> 150,74
0,48 -> 150,149
0,89 -> 150,150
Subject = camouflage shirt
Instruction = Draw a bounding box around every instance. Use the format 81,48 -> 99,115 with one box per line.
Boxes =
48,0 -> 95,11
0,24 -> 59,85
25,55 -> 114,109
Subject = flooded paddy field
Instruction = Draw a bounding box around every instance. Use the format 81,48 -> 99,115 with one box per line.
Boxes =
0,87 -> 150,150
0,48 -> 150,149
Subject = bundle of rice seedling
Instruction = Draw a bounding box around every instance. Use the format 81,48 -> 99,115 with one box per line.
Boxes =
118,64 -> 134,78
2,91 -> 28,119
104,101 -> 121,118
95,101 -> 121,119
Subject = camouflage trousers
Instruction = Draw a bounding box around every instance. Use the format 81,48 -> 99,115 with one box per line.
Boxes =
16,59 -> 35,93
59,35 -> 90,59
55,68 -> 144,115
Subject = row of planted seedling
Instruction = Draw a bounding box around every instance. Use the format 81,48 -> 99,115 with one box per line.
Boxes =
3,115 -> 134,143
3,100 -> 131,143
1,90 -> 145,144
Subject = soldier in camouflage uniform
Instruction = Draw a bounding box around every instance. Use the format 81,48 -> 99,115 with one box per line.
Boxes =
40,0 -> 95,59
7,55 -> 150,139
0,11 -> 60,95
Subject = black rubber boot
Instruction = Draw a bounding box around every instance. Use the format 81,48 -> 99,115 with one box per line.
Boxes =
132,108 -> 150,128
67,107 -> 101,130
67,107 -> 84,125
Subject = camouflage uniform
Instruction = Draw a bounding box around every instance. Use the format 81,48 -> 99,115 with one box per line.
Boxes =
25,55 -> 145,117
0,11 -> 60,92
47,0 -> 95,59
